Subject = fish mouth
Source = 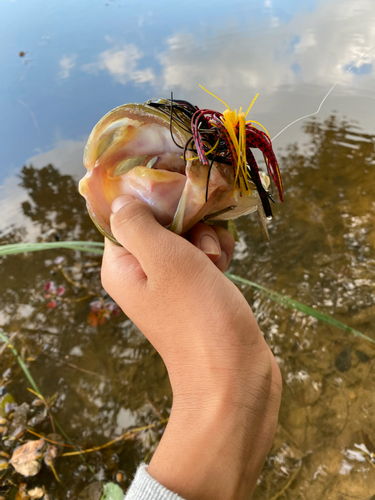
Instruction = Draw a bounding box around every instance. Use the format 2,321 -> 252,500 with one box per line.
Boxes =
79,103 -> 193,242
79,102 -> 236,242
80,98 -> 282,243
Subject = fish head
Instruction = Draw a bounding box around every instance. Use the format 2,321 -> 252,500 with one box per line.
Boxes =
79,102 -> 272,243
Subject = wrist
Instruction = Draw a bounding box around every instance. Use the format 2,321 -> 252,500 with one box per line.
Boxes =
148,347 -> 275,500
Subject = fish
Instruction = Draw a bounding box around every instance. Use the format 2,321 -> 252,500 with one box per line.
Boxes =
79,92 -> 283,244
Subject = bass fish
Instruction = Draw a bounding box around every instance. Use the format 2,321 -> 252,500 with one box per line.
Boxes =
79,89 -> 283,243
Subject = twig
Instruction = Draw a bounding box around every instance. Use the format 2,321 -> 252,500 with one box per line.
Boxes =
277,424 -> 302,451
27,429 -> 75,448
27,388 -> 56,434
365,456 -> 375,470
268,460 -> 302,500
334,388 -> 350,438
83,261 -> 100,268
61,294 -> 93,303
52,415 -> 95,473
143,449 -> 152,463
62,419 -> 168,457
146,398 -> 164,419
18,327 -> 61,336
59,266 -> 87,289
48,460 -> 61,483
41,350 -> 105,379
331,490 -> 370,499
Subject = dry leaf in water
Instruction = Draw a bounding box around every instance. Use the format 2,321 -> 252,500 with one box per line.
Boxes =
44,444 -> 58,466
28,487 -> 44,499
15,483 -> 28,500
0,459 -> 8,471
10,438 -> 46,476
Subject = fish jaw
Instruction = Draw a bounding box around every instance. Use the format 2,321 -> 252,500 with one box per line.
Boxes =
79,103 -> 191,241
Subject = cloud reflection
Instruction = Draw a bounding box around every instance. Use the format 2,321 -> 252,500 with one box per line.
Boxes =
82,44 -> 155,85
59,54 -> 77,79
157,0 -> 375,97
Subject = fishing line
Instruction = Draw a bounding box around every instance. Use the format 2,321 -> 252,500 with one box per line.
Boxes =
272,44 -> 375,142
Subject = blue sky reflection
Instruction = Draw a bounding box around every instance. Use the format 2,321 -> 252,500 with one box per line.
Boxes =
1,0 -> 374,235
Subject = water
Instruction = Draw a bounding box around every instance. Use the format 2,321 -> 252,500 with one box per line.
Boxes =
1,0 -> 375,498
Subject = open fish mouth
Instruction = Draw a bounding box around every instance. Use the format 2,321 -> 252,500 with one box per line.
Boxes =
79,93 -> 283,243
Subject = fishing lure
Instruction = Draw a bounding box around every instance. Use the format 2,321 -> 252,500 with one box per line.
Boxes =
147,86 -> 283,215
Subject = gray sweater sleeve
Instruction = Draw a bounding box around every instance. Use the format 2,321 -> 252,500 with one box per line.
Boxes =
124,464 -> 186,500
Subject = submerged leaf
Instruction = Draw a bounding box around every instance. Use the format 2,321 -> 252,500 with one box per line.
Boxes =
78,481 -> 103,500
0,459 -> 8,470
10,438 -> 46,477
0,393 -> 16,418
100,482 -> 124,500
28,487 -> 44,499
15,483 -> 29,500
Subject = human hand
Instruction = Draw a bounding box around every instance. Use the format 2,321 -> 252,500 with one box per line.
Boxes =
101,194 -> 282,500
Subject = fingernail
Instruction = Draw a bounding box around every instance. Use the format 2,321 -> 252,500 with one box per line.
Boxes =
221,250 -> 228,263
111,195 -> 135,214
199,234 -> 221,256
214,250 -> 229,271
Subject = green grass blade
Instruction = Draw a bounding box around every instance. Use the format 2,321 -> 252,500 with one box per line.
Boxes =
0,331 -> 42,394
225,272 -> 375,345
0,241 -> 104,256
0,330 -> 95,471
2,243 -> 371,344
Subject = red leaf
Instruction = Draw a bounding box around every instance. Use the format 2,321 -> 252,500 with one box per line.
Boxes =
98,316 -> 107,326
87,311 -> 98,327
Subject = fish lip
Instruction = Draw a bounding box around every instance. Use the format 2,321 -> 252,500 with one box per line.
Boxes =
83,102 -> 192,171
80,103 -> 193,243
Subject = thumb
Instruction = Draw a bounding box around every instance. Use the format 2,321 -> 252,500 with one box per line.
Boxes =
109,194 -> 189,275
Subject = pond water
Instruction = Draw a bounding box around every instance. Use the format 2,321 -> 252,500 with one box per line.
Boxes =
1,0 -> 375,498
